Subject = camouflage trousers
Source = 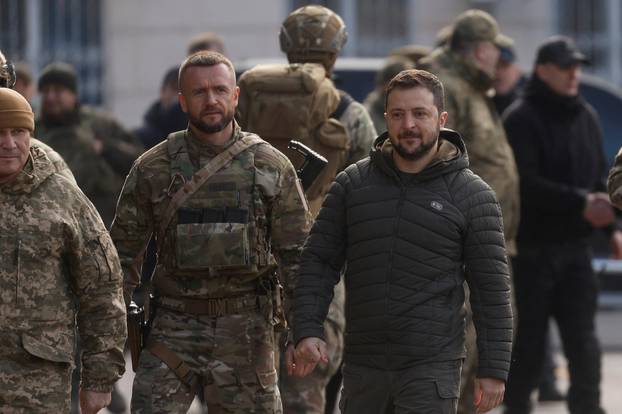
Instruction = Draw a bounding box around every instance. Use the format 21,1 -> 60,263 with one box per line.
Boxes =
0,333 -> 72,413
131,305 -> 282,414
279,318 -> 344,414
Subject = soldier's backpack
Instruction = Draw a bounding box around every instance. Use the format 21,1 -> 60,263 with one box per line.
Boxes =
237,62 -> 350,215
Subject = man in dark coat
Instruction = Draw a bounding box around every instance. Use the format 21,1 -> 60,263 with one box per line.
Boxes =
289,69 -> 513,414
503,36 -> 622,414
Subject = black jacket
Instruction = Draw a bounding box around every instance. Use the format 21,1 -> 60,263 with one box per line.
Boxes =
293,129 -> 513,380
503,75 -> 609,245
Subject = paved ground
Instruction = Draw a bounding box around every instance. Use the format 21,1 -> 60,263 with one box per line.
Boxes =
102,294 -> 622,414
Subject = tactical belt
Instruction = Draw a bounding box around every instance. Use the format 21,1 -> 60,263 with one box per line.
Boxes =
156,294 -> 269,316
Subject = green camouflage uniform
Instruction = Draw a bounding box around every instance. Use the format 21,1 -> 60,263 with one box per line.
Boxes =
0,145 -> 127,413
279,99 -> 376,414
36,105 -> 143,226
420,48 -> 520,414
110,123 -> 310,413
30,138 -> 76,183
362,89 -> 386,135
608,147 -> 622,209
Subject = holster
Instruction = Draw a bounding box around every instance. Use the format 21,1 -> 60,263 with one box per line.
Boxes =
127,296 -> 157,372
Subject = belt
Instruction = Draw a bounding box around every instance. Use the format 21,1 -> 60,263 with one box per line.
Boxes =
156,293 -> 269,316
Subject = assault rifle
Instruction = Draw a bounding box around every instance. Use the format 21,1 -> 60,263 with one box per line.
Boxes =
287,140 -> 328,191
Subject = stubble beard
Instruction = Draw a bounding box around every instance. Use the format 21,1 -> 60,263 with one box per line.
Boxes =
189,109 -> 234,134
393,127 -> 439,161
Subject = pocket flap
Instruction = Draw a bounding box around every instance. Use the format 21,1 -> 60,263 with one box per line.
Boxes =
22,332 -> 74,364
434,379 -> 459,399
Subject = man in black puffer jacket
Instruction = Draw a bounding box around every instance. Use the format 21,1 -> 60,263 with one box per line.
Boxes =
288,69 -> 513,414
503,36 -> 621,414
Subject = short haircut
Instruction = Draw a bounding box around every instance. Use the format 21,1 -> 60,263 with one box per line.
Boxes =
385,69 -> 445,112
178,51 -> 236,89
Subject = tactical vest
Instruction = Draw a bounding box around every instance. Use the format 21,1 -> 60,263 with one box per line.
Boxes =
237,62 -> 350,215
159,131 -> 273,278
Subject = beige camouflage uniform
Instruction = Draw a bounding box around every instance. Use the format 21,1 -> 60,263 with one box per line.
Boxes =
0,145 -> 127,413
278,96 -> 376,414
111,123 -> 310,413
420,47 -> 519,414
608,147 -> 622,209
36,106 -> 143,226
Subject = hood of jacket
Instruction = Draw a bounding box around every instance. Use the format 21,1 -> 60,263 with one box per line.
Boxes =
0,145 -> 58,195
370,128 -> 469,183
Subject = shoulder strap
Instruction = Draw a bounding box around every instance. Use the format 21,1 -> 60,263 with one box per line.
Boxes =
157,133 -> 264,244
331,90 -> 354,120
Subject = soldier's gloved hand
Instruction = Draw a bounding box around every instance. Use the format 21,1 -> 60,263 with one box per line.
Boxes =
79,389 -> 112,414
293,337 -> 328,378
473,377 -> 505,413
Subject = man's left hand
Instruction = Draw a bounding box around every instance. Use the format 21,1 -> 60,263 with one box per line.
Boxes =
473,377 -> 505,413
79,389 -> 111,414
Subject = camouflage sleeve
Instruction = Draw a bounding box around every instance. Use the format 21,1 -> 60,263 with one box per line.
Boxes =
92,117 -> 144,175
608,147 -> 622,209
268,155 -> 312,320
67,195 -> 127,393
109,161 -> 154,305
340,100 -> 377,167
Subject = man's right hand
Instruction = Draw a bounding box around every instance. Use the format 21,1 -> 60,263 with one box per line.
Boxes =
293,337 -> 328,378
583,192 -> 615,228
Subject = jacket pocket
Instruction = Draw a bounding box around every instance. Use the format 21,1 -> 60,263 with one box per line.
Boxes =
21,331 -> 74,365
175,222 -> 250,270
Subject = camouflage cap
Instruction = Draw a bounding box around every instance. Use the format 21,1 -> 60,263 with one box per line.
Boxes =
38,62 -> 77,93
450,9 -> 506,49
388,44 -> 432,66
280,5 -> 347,56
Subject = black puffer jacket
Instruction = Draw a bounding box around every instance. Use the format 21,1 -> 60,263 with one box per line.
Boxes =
503,74 -> 609,245
293,129 -> 513,380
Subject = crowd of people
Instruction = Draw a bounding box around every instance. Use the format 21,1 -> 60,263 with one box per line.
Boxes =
1,5 -> 620,414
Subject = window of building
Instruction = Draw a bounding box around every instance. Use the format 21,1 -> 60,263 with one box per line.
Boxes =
0,0 -> 103,104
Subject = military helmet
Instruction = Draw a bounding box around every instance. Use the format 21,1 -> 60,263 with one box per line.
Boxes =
279,5 -> 348,57
0,50 -> 17,89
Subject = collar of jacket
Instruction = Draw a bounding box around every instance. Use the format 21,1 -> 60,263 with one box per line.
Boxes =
523,73 -> 584,118
0,146 -> 56,195
370,128 -> 469,183
444,49 -> 494,92
185,120 -> 242,159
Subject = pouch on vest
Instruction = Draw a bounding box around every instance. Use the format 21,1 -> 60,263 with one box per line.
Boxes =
237,63 -> 350,214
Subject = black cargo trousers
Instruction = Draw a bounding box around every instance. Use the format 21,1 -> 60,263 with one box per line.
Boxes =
339,359 -> 461,414
504,240 -> 604,414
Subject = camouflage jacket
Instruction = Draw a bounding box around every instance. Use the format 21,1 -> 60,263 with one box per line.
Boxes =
0,146 -> 127,392
420,49 -> 520,255
363,89 -> 387,135
340,98 -> 377,168
110,123 -> 311,307
36,106 -> 144,226
30,137 -> 76,184
609,147 -> 622,209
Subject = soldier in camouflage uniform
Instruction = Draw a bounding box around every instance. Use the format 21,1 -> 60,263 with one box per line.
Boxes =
419,10 -> 520,414
110,51 -> 310,413
35,62 -> 143,226
0,49 -> 75,183
0,87 -> 126,413
276,6 -> 377,413
608,148 -> 622,209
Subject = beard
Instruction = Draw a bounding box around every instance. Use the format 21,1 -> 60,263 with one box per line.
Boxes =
188,106 -> 235,134
393,126 -> 439,161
